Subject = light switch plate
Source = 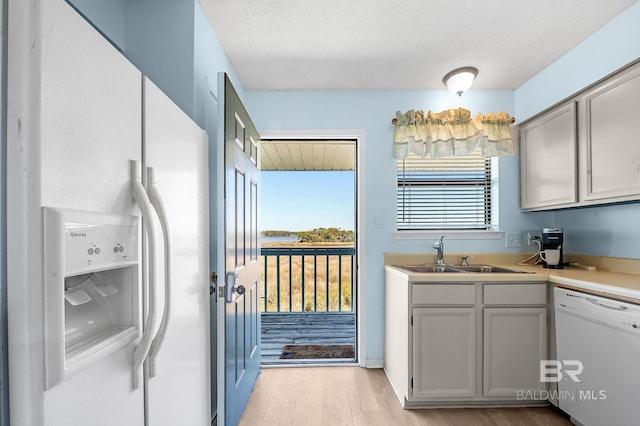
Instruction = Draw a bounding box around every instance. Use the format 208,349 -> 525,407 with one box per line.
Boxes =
372,215 -> 385,229
506,232 -> 522,248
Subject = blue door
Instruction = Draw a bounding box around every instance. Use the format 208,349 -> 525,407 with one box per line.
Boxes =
220,74 -> 261,426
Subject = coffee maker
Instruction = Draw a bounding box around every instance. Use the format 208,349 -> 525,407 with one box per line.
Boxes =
541,227 -> 563,269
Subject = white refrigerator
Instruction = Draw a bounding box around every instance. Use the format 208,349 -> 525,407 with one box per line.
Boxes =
7,0 -> 210,424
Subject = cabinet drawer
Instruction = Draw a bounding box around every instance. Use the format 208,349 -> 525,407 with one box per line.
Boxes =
412,284 -> 476,305
484,284 -> 547,305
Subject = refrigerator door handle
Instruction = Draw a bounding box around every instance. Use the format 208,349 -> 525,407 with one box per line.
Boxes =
130,160 -> 162,389
146,167 -> 172,377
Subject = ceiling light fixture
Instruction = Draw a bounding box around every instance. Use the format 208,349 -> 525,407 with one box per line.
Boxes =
443,67 -> 478,96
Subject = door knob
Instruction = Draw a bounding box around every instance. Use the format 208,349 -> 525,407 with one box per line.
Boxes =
234,285 -> 246,296
225,272 -> 238,303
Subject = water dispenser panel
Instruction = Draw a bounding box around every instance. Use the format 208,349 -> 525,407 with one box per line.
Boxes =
64,217 -> 138,276
44,207 -> 141,389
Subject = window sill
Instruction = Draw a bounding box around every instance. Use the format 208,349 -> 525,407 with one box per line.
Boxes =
393,230 -> 504,240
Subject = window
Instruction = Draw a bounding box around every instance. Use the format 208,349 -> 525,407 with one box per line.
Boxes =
397,151 -> 493,231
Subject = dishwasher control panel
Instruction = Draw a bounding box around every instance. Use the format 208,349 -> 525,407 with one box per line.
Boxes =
555,288 -> 640,336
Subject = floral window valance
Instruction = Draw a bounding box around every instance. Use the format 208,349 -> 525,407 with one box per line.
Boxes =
391,108 -> 516,159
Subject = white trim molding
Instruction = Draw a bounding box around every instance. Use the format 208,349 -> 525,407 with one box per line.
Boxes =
259,129 -> 367,368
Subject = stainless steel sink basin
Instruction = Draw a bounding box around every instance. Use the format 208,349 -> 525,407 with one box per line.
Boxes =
452,265 -> 529,273
393,264 -> 531,274
395,265 -> 463,273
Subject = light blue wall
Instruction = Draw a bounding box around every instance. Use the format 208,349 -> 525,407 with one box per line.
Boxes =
515,2 -> 640,259
515,2 -> 640,122
193,5 -> 244,125
124,0 -> 196,118
244,89 -> 550,361
553,204 -> 640,258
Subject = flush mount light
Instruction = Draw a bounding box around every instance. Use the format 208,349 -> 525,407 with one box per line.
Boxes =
442,67 -> 478,96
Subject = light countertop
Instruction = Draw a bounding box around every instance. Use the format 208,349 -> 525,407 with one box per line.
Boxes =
385,253 -> 640,303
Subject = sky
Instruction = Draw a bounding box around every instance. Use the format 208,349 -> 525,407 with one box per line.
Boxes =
261,171 -> 355,232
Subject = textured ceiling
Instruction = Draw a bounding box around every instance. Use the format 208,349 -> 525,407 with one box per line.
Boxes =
199,0 -> 637,91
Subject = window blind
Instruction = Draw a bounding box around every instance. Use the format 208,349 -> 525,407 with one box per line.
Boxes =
397,152 -> 492,230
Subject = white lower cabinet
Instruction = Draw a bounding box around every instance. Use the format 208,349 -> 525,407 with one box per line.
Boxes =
412,308 -> 476,399
384,269 -> 549,408
483,307 -> 547,398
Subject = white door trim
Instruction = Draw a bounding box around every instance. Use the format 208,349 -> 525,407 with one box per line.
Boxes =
259,129 -> 367,367
214,76 -> 226,426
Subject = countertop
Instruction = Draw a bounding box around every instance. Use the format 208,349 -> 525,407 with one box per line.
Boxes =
385,254 -> 640,303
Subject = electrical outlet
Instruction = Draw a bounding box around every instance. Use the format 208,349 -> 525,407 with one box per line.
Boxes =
527,231 -> 541,246
506,232 -> 522,248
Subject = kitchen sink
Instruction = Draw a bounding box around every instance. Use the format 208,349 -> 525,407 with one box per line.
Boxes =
452,265 -> 530,273
395,265 -> 464,273
393,264 -> 531,274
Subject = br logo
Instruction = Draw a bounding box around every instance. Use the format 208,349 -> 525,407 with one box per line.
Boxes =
540,360 -> 584,383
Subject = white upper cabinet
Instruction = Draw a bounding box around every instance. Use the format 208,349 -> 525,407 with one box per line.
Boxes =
582,65 -> 640,202
520,103 -> 577,210
520,60 -> 640,211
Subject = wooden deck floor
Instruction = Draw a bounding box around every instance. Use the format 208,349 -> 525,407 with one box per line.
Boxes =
261,312 -> 356,364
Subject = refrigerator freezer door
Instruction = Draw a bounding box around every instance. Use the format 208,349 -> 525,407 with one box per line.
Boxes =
142,77 -> 210,425
8,0 -> 144,424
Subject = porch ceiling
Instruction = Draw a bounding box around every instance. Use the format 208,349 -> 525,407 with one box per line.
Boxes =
260,140 -> 355,171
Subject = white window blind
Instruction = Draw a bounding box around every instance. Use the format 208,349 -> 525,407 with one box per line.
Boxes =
397,152 -> 492,230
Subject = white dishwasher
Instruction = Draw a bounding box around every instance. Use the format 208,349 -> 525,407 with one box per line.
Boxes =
554,287 -> 640,426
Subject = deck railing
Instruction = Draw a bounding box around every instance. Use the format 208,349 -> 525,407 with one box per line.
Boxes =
261,247 -> 355,313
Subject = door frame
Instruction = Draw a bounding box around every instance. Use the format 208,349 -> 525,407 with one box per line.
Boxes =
259,129 -> 367,367
214,125 -> 367,424
213,78 -> 225,426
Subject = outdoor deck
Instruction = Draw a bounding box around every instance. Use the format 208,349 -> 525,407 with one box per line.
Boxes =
261,312 -> 356,364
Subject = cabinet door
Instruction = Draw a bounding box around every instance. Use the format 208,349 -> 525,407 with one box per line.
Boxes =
412,308 -> 476,399
584,65 -> 640,202
483,308 -> 547,398
520,103 -> 577,210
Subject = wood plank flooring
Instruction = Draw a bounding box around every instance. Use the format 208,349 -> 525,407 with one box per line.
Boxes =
239,367 -> 571,426
261,312 -> 356,364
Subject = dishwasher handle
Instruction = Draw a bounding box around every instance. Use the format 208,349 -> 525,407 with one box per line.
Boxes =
585,297 -> 628,311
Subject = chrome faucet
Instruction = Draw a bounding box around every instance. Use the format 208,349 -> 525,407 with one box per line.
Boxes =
432,236 -> 445,265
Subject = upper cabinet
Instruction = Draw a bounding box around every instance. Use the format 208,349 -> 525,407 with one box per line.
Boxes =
521,60 -> 640,211
582,68 -> 640,202
520,103 -> 577,210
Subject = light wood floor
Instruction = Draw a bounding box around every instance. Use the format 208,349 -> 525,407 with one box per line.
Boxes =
239,367 -> 571,426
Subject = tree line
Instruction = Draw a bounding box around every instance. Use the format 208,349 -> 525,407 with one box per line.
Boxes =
262,228 -> 354,242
